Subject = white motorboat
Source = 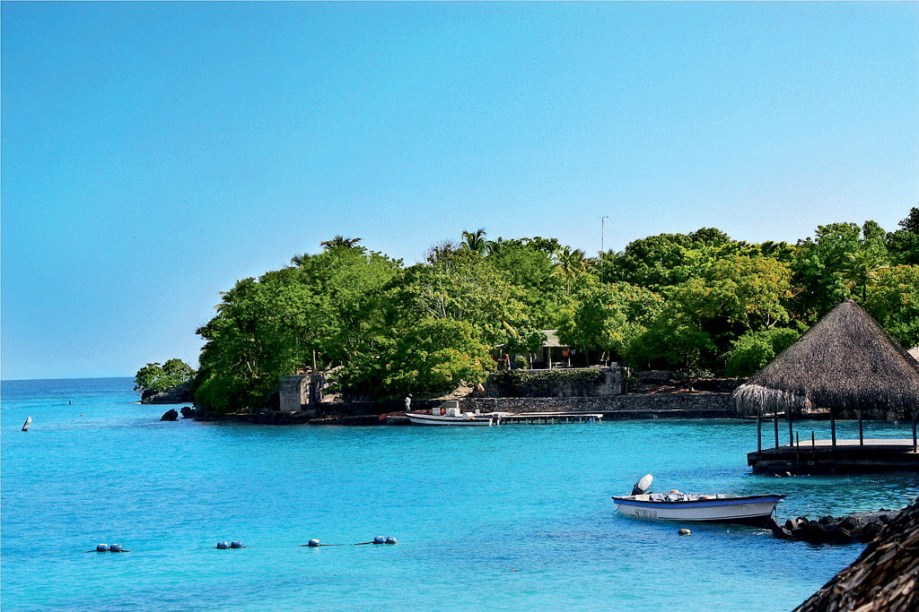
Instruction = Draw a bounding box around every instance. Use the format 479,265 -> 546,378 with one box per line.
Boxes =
405,409 -> 495,427
611,475 -> 784,525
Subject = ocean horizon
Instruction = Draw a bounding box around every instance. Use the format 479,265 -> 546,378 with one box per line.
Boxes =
4,376 -> 918,610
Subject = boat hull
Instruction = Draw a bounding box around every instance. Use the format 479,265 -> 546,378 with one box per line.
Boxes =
612,494 -> 784,525
405,413 -> 494,426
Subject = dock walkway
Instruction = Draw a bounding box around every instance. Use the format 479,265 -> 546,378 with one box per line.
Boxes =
748,438 -> 919,474
492,411 -> 602,425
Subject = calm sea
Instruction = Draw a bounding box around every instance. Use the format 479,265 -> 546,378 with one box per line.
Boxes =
3,377 -> 918,611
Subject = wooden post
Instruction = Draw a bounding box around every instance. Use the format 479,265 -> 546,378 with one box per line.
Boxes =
788,409 -> 793,446
858,410 -> 864,447
757,407 -> 762,454
831,411 -> 837,449
913,414 -> 917,452
773,410 -> 779,449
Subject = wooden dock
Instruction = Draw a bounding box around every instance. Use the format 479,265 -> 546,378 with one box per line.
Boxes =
748,438 -> 919,474
492,411 -> 603,425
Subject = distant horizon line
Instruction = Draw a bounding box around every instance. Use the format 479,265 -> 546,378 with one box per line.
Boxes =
1,375 -> 134,383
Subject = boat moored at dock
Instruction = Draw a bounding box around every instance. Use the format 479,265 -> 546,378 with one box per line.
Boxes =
404,409 -> 495,426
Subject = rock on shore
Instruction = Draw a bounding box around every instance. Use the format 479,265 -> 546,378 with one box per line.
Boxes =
766,510 -> 897,545
141,381 -> 193,405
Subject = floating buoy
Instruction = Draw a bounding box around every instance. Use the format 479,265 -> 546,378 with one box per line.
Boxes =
22,417 -> 32,432
373,536 -> 386,545
678,528 -> 692,536
385,537 -> 398,545
110,544 -> 124,552
230,541 -> 244,549
96,544 -> 110,552
307,539 -> 321,547
216,541 -> 230,549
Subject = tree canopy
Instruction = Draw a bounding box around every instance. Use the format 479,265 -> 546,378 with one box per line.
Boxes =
189,210 -> 919,412
135,359 -> 195,394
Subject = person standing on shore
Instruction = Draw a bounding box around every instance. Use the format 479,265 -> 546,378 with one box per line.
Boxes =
404,394 -> 412,412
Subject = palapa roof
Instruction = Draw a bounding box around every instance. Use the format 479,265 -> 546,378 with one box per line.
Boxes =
733,300 -> 919,418
797,495 -> 919,611
541,329 -> 563,348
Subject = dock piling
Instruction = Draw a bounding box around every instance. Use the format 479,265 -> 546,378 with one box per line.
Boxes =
773,410 -> 779,449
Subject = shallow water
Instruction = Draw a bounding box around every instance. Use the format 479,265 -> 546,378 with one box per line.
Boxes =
3,378 -> 917,610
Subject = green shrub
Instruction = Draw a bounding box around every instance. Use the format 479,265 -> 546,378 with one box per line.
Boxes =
725,328 -> 800,377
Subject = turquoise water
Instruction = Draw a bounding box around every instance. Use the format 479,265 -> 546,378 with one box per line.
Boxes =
3,378 -> 919,611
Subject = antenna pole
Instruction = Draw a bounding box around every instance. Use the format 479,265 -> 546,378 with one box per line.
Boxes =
600,215 -> 609,254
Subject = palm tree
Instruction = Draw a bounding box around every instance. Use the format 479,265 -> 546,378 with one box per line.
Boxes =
459,228 -> 488,254
553,246 -> 587,295
320,235 -> 363,251
841,249 -> 888,301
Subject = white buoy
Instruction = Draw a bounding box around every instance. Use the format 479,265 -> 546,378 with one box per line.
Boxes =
22,417 -> 32,432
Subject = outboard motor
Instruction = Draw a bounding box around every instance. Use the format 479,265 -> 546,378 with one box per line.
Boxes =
631,474 -> 653,496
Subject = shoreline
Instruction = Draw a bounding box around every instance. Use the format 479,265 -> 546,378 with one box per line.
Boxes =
192,392 -> 736,425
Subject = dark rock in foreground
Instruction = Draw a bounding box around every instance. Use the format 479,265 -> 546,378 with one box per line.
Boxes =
180,406 -> 197,419
768,510 -> 897,544
767,510 -> 897,545
141,381 -> 193,405
160,408 -> 179,421
797,497 -> 919,610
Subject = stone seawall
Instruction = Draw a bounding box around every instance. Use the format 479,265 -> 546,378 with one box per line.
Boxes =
458,393 -> 734,419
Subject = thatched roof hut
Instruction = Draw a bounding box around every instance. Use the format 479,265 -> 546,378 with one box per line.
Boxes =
797,495 -> 919,611
733,300 -> 919,420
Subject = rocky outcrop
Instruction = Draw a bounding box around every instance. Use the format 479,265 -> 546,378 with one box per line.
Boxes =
797,497 -> 919,611
160,408 -> 179,421
141,381 -> 193,405
767,510 -> 897,545
180,406 -> 197,419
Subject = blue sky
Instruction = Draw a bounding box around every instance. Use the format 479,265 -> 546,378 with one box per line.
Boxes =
2,2 -> 917,380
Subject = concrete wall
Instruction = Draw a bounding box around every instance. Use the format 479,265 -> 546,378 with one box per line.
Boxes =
458,393 -> 734,419
484,366 -> 622,398
279,375 -> 309,412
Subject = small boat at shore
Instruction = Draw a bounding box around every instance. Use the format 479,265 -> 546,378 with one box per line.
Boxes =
612,475 -> 785,525
405,409 -> 496,427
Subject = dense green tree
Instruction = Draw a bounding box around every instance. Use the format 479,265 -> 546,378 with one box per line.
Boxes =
396,249 -> 541,354
792,221 -> 891,321
487,238 -> 564,329
864,265 -> 919,349
557,280 -> 662,361
724,328 -> 801,376
624,254 -> 793,371
609,233 -> 693,288
887,207 -> 919,265
336,318 -> 492,398
134,359 -> 195,394
195,246 -> 400,412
